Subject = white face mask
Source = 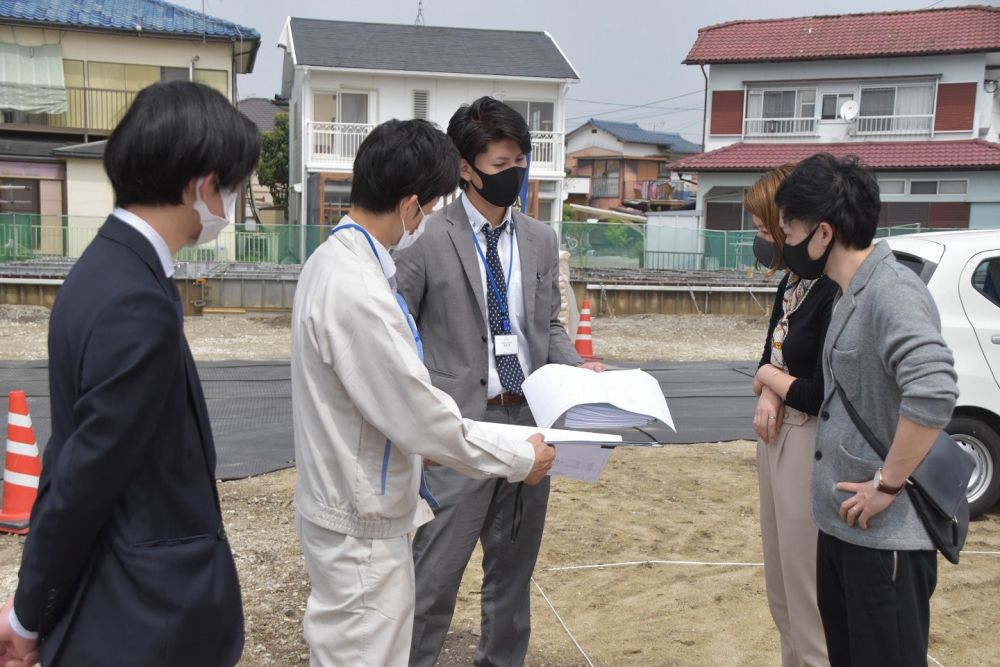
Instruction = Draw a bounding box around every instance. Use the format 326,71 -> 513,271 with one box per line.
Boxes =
393,202 -> 428,252
188,176 -> 238,247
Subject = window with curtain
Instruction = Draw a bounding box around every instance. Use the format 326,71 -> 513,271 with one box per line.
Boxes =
0,43 -> 68,114
860,84 -> 933,132
746,89 -> 816,133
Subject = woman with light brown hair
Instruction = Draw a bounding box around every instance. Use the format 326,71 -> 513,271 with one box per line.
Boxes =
747,165 -> 838,666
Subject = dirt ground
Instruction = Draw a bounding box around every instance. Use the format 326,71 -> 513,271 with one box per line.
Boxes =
1,306 -> 998,666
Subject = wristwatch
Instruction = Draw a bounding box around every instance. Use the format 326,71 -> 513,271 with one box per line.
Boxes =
872,467 -> 903,495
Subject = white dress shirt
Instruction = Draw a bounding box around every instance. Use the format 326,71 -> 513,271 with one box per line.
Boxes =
113,207 -> 175,278
461,193 -> 530,397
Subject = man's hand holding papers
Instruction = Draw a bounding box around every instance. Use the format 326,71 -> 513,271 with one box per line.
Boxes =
524,433 -> 555,485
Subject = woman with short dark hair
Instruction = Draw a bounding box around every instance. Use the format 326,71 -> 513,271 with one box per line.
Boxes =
775,153 -> 958,667
748,164 -> 836,667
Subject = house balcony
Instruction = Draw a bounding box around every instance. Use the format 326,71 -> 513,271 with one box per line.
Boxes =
307,121 -> 375,171
306,121 -> 564,174
856,114 -> 933,136
1,86 -> 138,135
743,117 -> 818,137
528,131 -> 564,175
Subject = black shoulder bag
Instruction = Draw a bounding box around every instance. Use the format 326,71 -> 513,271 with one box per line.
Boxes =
834,382 -> 974,564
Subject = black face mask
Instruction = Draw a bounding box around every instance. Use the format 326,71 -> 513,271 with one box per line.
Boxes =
752,235 -> 783,271
783,223 -> 833,280
471,164 -> 526,208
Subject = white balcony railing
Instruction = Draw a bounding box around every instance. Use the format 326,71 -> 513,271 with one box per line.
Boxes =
529,131 -> 564,173
307,121 -> 564,174
308,121 -> 375,169
856,114 -> 934,136
744,117 -> 818,137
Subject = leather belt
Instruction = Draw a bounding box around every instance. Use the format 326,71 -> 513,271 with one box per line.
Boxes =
486,392 -> 525,407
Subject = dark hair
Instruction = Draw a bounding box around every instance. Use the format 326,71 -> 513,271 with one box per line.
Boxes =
104,81 -> 261,208
350,119 -> 460,214
447,96 -> 532,190
774,153 -> 881,250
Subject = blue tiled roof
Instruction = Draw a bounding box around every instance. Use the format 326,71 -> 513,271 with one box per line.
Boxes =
0,0 -> 259,40
583,119 -> 701,154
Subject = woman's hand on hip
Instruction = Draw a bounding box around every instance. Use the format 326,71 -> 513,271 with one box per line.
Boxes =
836,481 -> 897,530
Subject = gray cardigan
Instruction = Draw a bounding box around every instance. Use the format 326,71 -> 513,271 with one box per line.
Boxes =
812,242 -> 959,551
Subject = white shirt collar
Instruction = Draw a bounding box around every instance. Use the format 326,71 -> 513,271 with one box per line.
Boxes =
338,215 -> 396,281
461,192 -> 513,236
112,207 -> 176,278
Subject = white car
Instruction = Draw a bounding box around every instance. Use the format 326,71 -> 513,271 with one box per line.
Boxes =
885,230 -> 1000,517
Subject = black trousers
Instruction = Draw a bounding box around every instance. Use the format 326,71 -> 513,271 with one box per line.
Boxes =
816,531 -> 937,667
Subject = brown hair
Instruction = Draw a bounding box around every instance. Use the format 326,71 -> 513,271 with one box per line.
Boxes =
743,163 -> 796,272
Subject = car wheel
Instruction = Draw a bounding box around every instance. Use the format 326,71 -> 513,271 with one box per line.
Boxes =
947,416 -> 1000,518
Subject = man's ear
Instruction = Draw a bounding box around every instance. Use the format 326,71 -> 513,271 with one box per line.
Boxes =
398,194 -> 420,219
459,159 -> 475,186
819,220 -> 836,244
181,177 -> 200,206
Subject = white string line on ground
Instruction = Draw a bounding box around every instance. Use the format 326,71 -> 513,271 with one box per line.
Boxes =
531,576 -> 596,667
928,653 -> 944,667
962,550 -> 1000,555
546,559 -> 764,572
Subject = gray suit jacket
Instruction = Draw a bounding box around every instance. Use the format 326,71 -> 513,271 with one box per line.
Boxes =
812,242 -> 958,551
395,197 -> 582,420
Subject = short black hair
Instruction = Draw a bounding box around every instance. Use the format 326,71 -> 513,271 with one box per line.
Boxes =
350,119 -> 460,214
104,81 -> 261,208
774,153 -> 882,250
447,97 -> 532,190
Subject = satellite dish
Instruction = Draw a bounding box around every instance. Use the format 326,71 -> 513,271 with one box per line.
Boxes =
840,100 -> 860,121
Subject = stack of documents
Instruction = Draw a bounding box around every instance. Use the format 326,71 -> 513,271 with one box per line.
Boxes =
472,422 -> 620,481
521,364 -> 674,431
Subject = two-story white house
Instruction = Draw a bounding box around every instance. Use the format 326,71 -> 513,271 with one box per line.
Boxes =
669,5 -> 1000,231
278,18 -> 578,233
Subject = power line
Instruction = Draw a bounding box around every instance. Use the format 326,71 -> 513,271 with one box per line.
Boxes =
565,87 -> 705,122
565,89 -> 703,111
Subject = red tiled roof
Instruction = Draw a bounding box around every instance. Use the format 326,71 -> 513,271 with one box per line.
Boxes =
683,6 -> 1000,64
666,140 -> 1000,172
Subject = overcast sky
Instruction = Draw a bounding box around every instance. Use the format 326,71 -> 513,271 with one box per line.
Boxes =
173,0 -> 979,143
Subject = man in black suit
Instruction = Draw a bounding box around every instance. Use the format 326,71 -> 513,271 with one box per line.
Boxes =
0,81 -> 260,667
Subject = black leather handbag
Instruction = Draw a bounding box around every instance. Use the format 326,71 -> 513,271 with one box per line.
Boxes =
835,383 -> 975,564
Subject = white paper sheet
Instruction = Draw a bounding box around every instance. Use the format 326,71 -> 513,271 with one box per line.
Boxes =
521,365 -> 675,431
473,421 -> 619,482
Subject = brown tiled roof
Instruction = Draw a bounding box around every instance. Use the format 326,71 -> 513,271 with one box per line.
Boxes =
683,5 -> 1000,64
666,140 -> 1000,172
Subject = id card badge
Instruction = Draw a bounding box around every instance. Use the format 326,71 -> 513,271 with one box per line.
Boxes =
494,334 -> 519,356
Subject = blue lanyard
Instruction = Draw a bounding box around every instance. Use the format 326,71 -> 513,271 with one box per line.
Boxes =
330,222 -> 423,360
470,222 -> 516,334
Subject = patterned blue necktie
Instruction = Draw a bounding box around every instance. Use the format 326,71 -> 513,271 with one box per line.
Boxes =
481,222 -> 525,395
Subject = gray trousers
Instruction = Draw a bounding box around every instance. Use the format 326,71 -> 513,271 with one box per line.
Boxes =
410,403 -> 550,667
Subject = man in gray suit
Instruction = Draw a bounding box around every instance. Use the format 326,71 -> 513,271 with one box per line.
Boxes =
396,97 -> 604,667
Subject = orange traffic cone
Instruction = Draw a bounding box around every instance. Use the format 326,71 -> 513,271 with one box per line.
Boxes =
0,391 -> 42,535
575,298 -> 597,360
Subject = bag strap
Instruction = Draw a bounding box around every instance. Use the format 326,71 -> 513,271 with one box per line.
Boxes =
833,380 -> 890,461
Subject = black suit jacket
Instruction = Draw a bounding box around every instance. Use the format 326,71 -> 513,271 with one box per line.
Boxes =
13,216 -> 243,666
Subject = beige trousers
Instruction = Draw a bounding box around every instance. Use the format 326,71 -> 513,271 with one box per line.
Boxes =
757,406 -> 830,667
297,515 -> 415,667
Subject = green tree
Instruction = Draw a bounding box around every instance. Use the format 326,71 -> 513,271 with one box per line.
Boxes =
562,201 -> 576,221
257,112 -> 289,211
